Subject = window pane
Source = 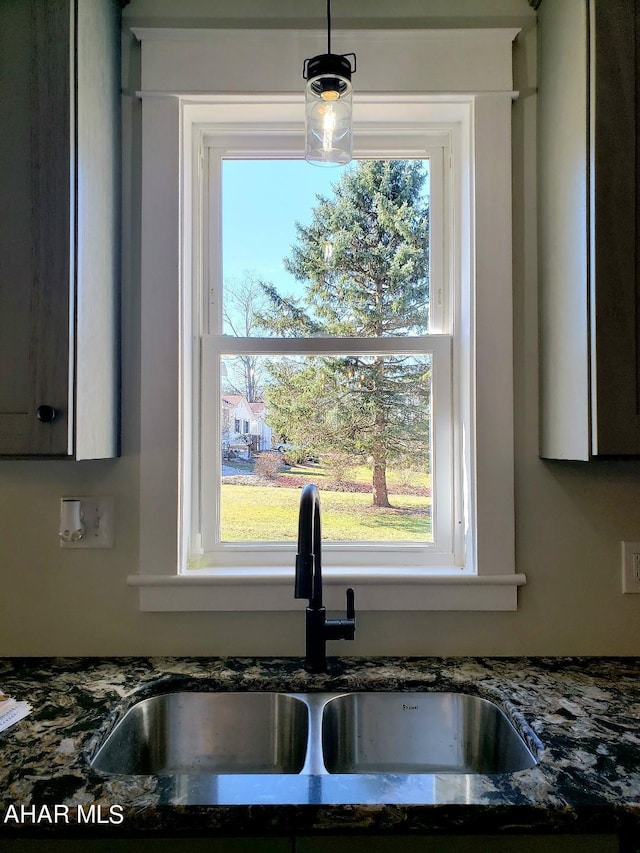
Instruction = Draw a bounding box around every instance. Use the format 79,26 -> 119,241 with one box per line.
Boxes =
220,354 -> 432,543
222,159 -> 431,338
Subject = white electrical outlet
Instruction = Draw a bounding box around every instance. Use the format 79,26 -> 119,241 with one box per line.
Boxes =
59,497 -> 114,549
621,541 -> 640,593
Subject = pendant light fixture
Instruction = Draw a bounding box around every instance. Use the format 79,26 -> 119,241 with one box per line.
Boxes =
303,0 -> 356,167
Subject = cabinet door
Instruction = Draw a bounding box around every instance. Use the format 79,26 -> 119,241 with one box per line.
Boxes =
538,0 -> 640,459
590,0 -> 640,455
296,835 -> 618,853
0,840 -> 292,852
0,0 -> 119,459
0,0 -> 73,456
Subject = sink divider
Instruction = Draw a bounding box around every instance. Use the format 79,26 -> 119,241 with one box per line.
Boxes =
297,692 -> 339,776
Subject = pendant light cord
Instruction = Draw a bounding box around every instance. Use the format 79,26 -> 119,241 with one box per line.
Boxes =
327,0 -> 331,55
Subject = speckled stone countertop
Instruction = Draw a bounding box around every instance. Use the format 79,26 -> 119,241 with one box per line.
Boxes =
0,657 -> 639,844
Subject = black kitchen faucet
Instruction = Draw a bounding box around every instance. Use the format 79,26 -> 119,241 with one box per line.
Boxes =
295,484 -> 355,673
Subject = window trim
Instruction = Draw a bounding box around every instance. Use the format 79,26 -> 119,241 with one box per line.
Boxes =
129,27 -> 524,611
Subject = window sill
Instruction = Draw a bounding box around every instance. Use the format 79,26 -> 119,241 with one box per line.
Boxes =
128,569 -> 526,612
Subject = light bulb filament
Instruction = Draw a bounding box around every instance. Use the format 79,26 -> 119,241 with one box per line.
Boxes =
322,104 -> 337,151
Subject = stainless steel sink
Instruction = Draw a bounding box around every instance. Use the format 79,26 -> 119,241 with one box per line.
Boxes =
90,690 -> 537,780
321,692 -> 537,774
90,692 -> 309,774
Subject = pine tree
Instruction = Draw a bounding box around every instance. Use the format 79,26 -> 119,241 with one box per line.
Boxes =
262,160 -> 430,507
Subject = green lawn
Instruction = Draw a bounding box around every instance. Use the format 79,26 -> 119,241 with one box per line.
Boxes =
220,483 -> 431,542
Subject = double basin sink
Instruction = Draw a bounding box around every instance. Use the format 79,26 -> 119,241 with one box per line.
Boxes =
90,691 -> 537,777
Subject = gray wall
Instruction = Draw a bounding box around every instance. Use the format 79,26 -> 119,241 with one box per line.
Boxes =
1,0 -> 639,656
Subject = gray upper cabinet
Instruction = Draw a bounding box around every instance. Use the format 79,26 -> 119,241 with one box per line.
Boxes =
538,0 -> 640,459
0,0 -> 120,458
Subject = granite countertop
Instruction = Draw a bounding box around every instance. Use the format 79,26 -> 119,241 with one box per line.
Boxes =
0,656 -> 639,844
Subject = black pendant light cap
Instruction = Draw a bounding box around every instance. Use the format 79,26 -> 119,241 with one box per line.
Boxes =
303,52 -> 356,90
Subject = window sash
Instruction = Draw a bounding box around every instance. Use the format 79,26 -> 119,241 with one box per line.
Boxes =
204,140 -> 449,338
197,334 -> 456,569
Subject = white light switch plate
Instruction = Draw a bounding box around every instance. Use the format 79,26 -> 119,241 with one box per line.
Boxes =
621,541 -> 640,593
60,496 -> 114,549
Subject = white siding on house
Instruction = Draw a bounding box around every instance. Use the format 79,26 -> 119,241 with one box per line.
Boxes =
222,395 -> 272,455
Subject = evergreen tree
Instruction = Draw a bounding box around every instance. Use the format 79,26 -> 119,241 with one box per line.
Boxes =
262,160 -> 430,507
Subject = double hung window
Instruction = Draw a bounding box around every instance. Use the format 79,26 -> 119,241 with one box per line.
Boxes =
194,120 -> 458,574
131,27 -> 523,611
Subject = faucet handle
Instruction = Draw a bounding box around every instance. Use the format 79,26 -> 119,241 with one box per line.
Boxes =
346,587 -> 355,621
324,587 -> 356,644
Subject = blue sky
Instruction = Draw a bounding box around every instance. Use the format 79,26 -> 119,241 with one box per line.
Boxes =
222,159 -> 341,299
222,158 -> 430,309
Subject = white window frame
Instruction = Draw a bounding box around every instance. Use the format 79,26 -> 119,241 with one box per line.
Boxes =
197,124 -> 454,571
129,27 -> 525,612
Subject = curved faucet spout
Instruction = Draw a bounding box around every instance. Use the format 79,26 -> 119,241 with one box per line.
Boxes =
295,483 -> 355,673
295,484 -> 322,608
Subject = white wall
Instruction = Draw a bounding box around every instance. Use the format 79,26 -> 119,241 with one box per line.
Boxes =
1,0 -> 639,656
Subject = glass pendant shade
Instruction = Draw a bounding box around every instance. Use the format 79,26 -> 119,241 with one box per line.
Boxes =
305,64 -> 353,166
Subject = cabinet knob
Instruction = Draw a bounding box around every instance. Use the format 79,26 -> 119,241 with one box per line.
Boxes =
36,405 -> 57,423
